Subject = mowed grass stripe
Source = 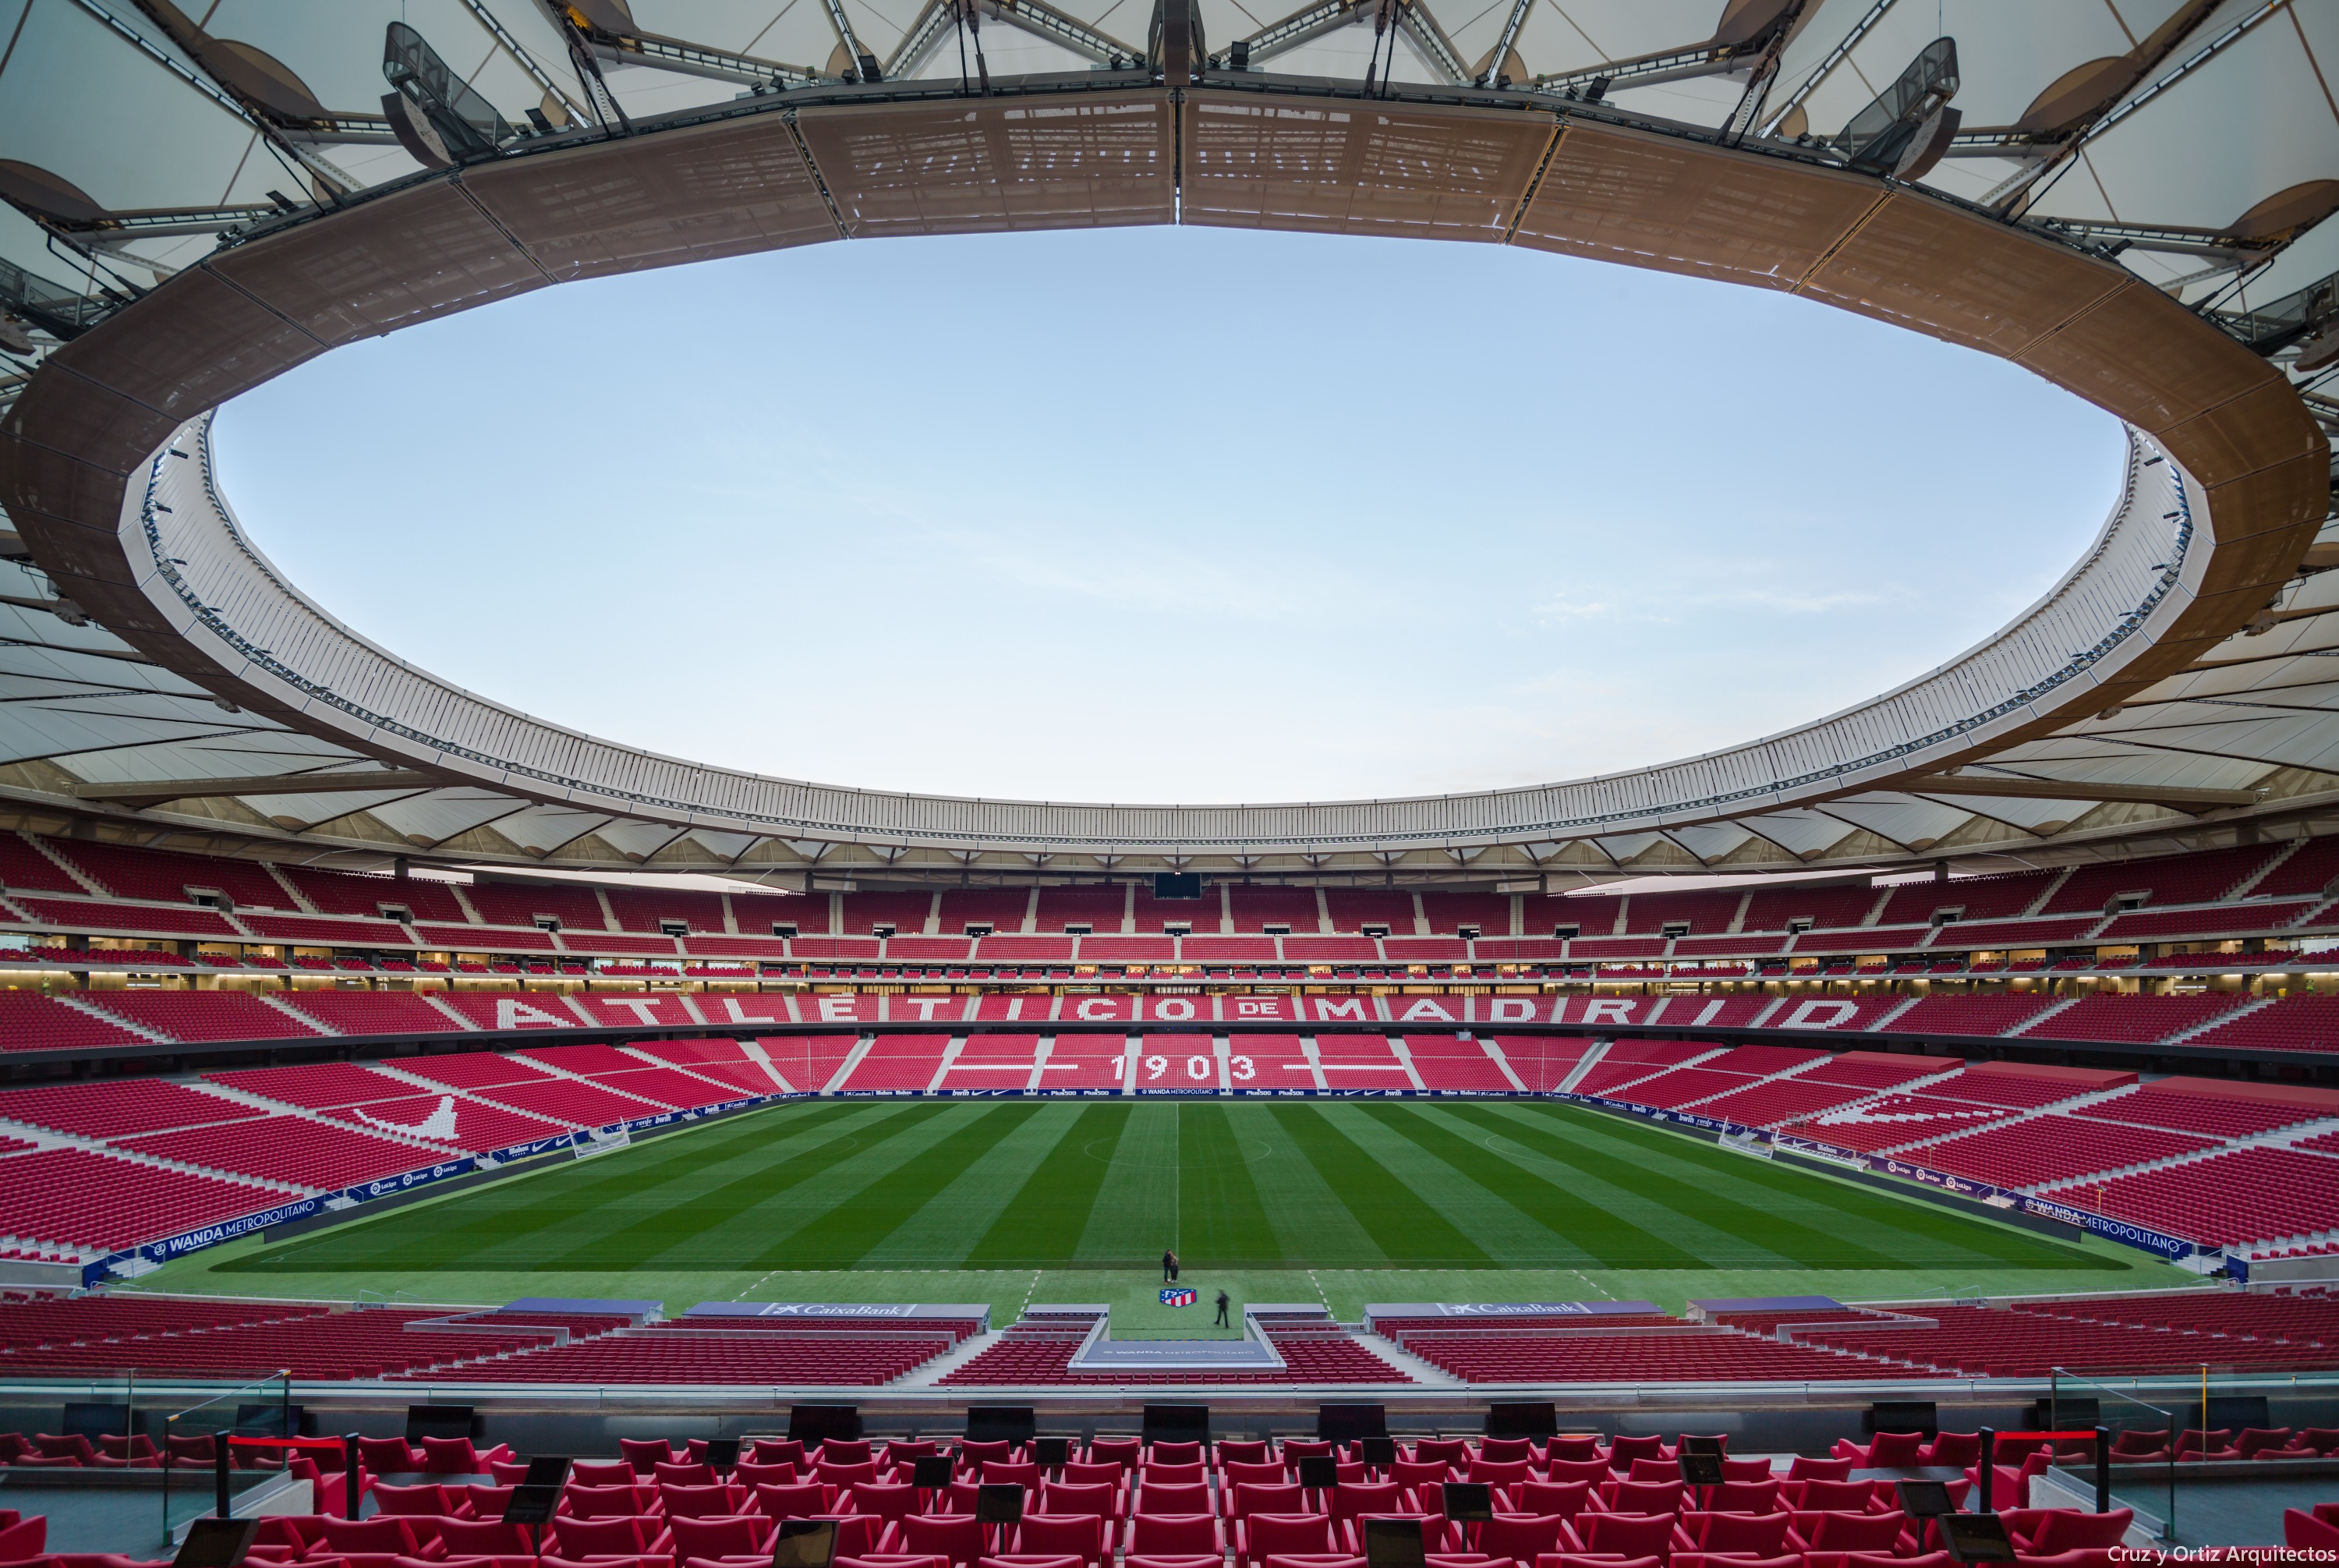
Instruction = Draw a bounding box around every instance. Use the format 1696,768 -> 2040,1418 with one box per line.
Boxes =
1334,1100 -> 1640,1266
1489,1101 -> 2107,1269
1484,1099 -> 1982,1266
761,1102 -> 1039,1269
1074,1100 -> 1179,1264
536,1102 -> 939,1269
1179,1103 -> 1281,1265
1265,1103 -> 1492,1267
1459,1100 -> 1902,1267
968,1102 -> 1130,1267
217,1099 -> 2127,1279
867,1101 -> 1090,1267
1400,1100 -> 1713,1267
1341,1101 -> 1621,1268
1233,1104 -> 1392,1267
225,1099 -> 886,1272
1469,1099 -> 1890,1272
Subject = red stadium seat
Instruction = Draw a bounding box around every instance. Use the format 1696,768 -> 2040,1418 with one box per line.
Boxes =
1671,1510 -> 1790,1556
1012,1516 -> 1106,1568
666,1517 -> 774,1559
1038,1484 -> 1123,1524
1239,1513 -> 1339,1568
665,1485 -> 749,1519
892,1516 -> 986,1568
1123,1516 -> 1223,1558
1561,1512 -> 1672,1559
1466,1512 -> 1570,1566
1789,1510 -> 1912,1555
1508,1484 -> 1589,1522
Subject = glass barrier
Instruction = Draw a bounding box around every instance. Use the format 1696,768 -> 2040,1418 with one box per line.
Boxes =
156,1371 -> 296,1550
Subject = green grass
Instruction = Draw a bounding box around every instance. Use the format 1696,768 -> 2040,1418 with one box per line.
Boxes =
133,1098 -> 2199,1323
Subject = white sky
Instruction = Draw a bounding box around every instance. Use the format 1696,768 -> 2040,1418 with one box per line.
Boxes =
213,223 -> 2125,807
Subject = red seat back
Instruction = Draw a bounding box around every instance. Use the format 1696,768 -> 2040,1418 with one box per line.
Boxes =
553,1516 -> 650,1556
357,1438 -> 418,1474
654,1461 -> 715,1487
1017,1513 -> 1106,1560
1797,1479 -> 1876,1512
323,1518 -> 418,1555
1602,1480 -> 1682,1516
1686,1510 -> 1788,1553
1245,1514 -> 1335,1555
756,1482 -> 840,1520
854,1483 -> 921,1522
1802,1510 -> 1906,1550
617,1439 -> 672,1474
1228,1485 -> 1305,1521
1513,1481 -> 1588,1520
667,1515 -> 769,1559
1474,1441 -> 1534,1464
1331,1484 -> 1403,1524
1867,1432 -> 1924,1467
1127,1514 -> 1219,1554
903,1513 -> 987,1566
1785,1456 -> 1852,1482
419,1438 -> 479,1475
1133,1485 -> 1208,1517
663,1483 -> 743,1518
1060,1463 -> 1126,1489
1576,1513 -> 1671,1556
1605,1437 -> 1664,1471
441,1521 -> 531,1555
1709,1481 -> 1781,1515
2031,1510 -> 2134,1552
1039,1483 -> 1120,1520
1390,1461 -> 1448,1494
564,1484 -> 652,1518
1474,1513 -> 1567,1559
1148,1443 -> 1203,1467
1923,1432 -> 1980,1467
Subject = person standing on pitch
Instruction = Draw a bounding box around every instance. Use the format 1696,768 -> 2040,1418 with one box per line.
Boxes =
1214,1290 -> 1230,1328
1162,1248 -> 1176,1283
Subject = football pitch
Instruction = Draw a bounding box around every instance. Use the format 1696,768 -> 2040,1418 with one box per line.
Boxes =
156,1097 -> 2184,1324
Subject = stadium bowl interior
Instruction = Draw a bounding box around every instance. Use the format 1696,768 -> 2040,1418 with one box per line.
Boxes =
0,2 -> 2335,1554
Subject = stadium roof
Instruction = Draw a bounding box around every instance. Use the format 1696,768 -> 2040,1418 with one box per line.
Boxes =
0,0 -> 2330,887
